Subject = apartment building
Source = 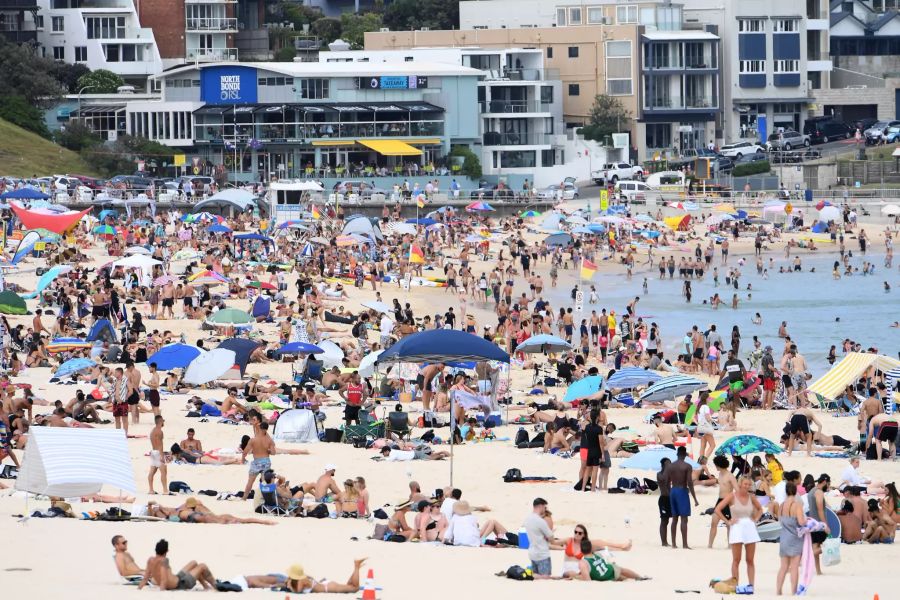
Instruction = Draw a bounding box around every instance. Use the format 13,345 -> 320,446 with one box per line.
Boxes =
36,0 -> 163,86
0,0 -> 39,44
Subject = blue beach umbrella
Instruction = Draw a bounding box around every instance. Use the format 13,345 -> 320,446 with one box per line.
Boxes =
208,224 -> 232,234
146,343 -> 202,370
54,357 -> 96,378
639,375 -> 707,404
607,367 -> 663,390
516,334 -> 572,354
563,375 -> 604,403
279,341 -> 324,355
620,448 -> 700,470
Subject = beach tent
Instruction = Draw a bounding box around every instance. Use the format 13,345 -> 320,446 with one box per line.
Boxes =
544,232 -> 572,247
342,217 -> 384,242
86,318 -> 117,343
15,427 -> 136,496
808,352 -> 900,400
664,215 -> 691,230
252,296 -> 271,319
194,189 -> 258,213
10,203 -> 91,234
272,408 -> 320,443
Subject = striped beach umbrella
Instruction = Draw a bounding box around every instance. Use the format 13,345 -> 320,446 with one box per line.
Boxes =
606,367 -> 663,390
46,337 -> 92,354
187,270 -> 229,286
639,375 -> 707,404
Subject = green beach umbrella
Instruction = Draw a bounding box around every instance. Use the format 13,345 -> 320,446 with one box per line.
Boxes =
206,308 -> 253,325
0,290 -> 27,315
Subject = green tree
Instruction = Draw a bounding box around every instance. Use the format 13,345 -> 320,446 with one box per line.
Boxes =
340,12 -> 383,48
0,95 -> 51,138
580,94 -> 632,145
81,135 -> 177,176
450,145 -> 482,179
56,121 -> 101,151
274,46 -> 297,62
52,63 -> 91,94
0,38 -> 65,104
311,17 -> 342,44
76,69 -> 125,94
279,2 -> 323,29
383,0 -> 458,31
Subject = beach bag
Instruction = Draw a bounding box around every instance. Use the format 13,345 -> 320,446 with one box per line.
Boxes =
514,429 -> 529,447
324,428 -> 343,443
169,481 -> 192,494
616,477 -> 641,491
503,468 -> 523,483
370,524 -> 389,540
505,566 -> 534,581
822,538 -> 841,567
621,441 -> 639,453
308,504 -> 329,519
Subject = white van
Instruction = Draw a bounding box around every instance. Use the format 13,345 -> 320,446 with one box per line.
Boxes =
615,180 -> 651,204
645,170 -> 688,193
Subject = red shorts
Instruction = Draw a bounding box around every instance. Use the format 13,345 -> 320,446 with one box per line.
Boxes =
762,377 -> 777,391
580,447 -> 589,462
112,403 -> 128,417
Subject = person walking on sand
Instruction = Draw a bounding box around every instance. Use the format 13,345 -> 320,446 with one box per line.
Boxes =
241,421 -> 275,499
148,415 -> 168,495
657,457 -> 672,547
709,455 -> 738,548
668,446 -> 699,549
714,476 -> 762,594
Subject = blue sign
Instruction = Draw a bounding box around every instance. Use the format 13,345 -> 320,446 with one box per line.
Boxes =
200,66 -> 258,105
358,76 -> 429,90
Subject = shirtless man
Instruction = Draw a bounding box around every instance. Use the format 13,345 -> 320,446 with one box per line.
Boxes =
125,361 -> 142,426
146,362 -> 161,417
709,455 -> 737,548
241,420 -> 274,499
161,282 -> 175,319
138,539 -> 215,591
112,535 -> 143,579
182,282 -> 195,317
866,413 -> 899,460
657,458 -> 672,547
859,393 -> 884,444
652,415 -> 677,449
180,428 -> 202,454
544,424 -> 572,454
313,464 -> 344,503
785,407 -> 823,457
148,415 -> 168,495
418,363 -> 444,412
668,446 -> 699,549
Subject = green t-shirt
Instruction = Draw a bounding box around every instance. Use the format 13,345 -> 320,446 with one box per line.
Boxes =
585,554 -> 615,582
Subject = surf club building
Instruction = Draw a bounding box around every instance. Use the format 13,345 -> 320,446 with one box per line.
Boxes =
122,61 -> 482,183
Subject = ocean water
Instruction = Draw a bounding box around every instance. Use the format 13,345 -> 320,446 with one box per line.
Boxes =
543,251 -> 899,376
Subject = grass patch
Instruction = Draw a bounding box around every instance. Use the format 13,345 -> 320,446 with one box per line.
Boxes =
0,118 -> 96,176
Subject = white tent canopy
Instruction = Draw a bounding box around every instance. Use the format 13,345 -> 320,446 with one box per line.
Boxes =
15,428 -> 136,497
272,409 -> 320,443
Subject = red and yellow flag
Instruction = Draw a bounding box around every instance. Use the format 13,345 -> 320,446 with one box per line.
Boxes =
311,205 -> 321,220
416,194 -> 426,209
409,244 -> 425,264
580,258 -> 597,279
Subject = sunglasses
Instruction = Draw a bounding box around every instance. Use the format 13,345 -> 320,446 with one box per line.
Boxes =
574,530 -> 585,536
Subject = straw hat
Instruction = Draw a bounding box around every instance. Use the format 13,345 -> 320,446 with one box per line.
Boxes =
287,564 -> 305,580
453,500 -> 472,516
184,497 -> 198,508
250,373 -> 260,380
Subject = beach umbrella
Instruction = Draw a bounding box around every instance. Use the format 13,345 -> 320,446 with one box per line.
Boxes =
277,220 -> 309,230
53,357 -> 96,378
98,209 -> 118,221
634,214 -> 655,223
566,215 -> 588,225
466,201 -> 494,212
208,224 -> 232,234
516,334 -> 573,354
46,337 -> 92,354
113,255 -> 161,270
407,217 -> 438,226
683,390 -> 728,425
183,348 -> 236,385
667,201 -> 699,211
540,213 -> 564,230
279,341 -> 324,355
146,343 -> 202,370
639,375 -> 707,404
124,246 -> 151,255
92,224 -> 118,237
818,206 -> 840,223
0,290 -> 27,315
362,300 -> 392,314
153,274 -> 177,287
620,448 -> 699,470
707,213 -> 734,225
607,367 -> 663,390
715,435 -> 783,456
188,270 -> 229,286
183,212 -> 222,224
520,210 -> 541,217
563,375 -> 604,403
206,308 -> 253,326
299,242 -> 314,258
171,249 -> 202,261
712,202 -> 736,213
544,232 -> 573,247
309,236 -> 330,245
357,349 -> 384,378
594,216 -> 627,225
318,340 -> 345,369
217,338 -> 260,376
881,204 -> 900,216
246,281 -> 276,290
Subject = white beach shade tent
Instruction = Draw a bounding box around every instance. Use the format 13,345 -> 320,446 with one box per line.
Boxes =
15,427 -> 136,497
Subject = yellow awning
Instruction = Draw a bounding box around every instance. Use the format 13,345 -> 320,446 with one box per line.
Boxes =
400,138 -> 442,145
311,140 -> 355,147
357,139 -> 423,156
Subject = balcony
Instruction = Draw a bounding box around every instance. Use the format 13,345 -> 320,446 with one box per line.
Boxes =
643,97 -> 719,114
0,0 -> 38,8
483,68 -> 559,82
482,131 -> 552,146
480,100 -> 552,114
193,120 -> 444,143
187,47 -> 238,61
186,0 -> 236,3
0,28 -> 36,43
185,17 -> 238,32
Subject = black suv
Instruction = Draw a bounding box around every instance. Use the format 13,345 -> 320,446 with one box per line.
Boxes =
803,118 -> 851,144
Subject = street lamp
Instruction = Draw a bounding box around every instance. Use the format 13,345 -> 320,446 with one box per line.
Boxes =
76,85 -> 96,128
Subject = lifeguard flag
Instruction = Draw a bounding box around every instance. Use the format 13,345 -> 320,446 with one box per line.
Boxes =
580,258 -> 597,279
409,244 -> 425,264
311,205 -> 321,220
416,194 -> 426,209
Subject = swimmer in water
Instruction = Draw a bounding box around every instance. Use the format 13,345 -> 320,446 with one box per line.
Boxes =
751,313 -> 762,325
885,282 -> 892,292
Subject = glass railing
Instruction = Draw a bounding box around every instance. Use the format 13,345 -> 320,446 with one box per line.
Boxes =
185,17 -> 238,31
187,47 -> 238,61
483,132 -> 551,146
193,120 -> 445,142
480,101 -> 552,114
644,98 -> 716,110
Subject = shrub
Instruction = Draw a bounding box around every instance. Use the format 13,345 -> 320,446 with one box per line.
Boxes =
450,145 -> 482,179
732,159 -> 770,177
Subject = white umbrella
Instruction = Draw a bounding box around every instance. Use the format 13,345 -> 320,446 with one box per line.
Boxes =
358,350 -> 384,378
386,222 -> 417,236
881,204 -> 900,216
317,340 -> 344,369
183,348 -> 236,385
361,300 -> 392,314
818,206 -> 840,223
112,254 -> 162,270
565,215 -> 588,225
124,246 -> 151,255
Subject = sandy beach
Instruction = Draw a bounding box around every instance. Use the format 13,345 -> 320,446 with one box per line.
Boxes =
0,200 -> 897,600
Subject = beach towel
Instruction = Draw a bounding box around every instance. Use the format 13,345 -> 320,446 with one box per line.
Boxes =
451,390 -> 492,412
797,518 -> 826,595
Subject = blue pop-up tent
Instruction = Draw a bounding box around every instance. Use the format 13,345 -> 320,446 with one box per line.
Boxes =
86,319 -> 117,343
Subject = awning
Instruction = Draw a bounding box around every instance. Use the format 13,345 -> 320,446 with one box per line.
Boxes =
400,138 -> 442,145
311,140 -> 355,147
194,106 -> 231,115
76,105 -> 126,115
808,352 -> 900,400
357,139 -> 423,156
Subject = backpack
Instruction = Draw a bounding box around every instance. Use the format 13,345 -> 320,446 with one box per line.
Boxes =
514,428 -> 529,447
616,477 -> 642,491
502,468 -> 523,483
505,566 -> 534,581
307,503 -> 329,519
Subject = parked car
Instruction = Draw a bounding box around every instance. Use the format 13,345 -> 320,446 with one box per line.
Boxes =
591,162 -> 644,185
108,175 -> 153,190
537,182 -> 578,200
710,155 -> 734,173
68,175 -> 106,190
469,184 -> 515,200
719,141 -> 766,159
766,129 -> 810,151
332,181 -> 387,199
884,126 -> 900,144
736,152 -> 769,164
855,117 -> 879,133
803,118 -> 852,144
864,120 -> 900,144
615,180 -> 651,204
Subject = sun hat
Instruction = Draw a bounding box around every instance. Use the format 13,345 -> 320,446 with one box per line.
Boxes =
287,564 -> 305,580
184,497 -> 198,508
453,500 -> 471,516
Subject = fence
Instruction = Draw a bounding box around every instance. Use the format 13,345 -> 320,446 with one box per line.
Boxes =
836,160 -> 900,186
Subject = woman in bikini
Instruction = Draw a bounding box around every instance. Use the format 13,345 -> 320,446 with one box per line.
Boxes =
414,500 -> 448,541
561,524 -> 632,577
281,559 -> 366,594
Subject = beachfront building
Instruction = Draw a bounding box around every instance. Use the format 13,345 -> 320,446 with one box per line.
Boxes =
0,0 -> 39,44
34,0 -> 163,87
122,61 -> 481,183
320,46 -> 606,185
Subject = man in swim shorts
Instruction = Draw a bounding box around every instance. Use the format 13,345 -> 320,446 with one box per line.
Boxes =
241,421 -> 275,499
657,458 -> 672,547
866,413 -> 898,460
667,446 -> 698,549
138,539 -> 216,591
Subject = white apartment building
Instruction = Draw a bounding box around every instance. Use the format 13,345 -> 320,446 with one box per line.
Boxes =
184,0 -> 238,64
36,0 -> 162,87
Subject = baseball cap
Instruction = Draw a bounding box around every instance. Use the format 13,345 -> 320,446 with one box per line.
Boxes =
324,464 -> 337,473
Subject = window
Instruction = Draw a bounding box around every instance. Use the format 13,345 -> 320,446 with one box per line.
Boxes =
51,16 -> 64,32
546,46 -> 553,59
35,15 -> 44,29
606,40 -> 633,95
738,19 -> 765,33
556,8 -> 566,26
541,149 -> 556,166
568,83 -> 580,96
774,59 -> 799,73
616,5 -> 637,23
569,7 -> 582,25
588,7 -> 605,24
540,85 -> 553,105
646,123 -> 672,149
405,56 -> 414,62
86,16 -> 126,39
53,46 -> 65,60
298,78 -> 329,99
568,46 -> 579,58
75,46 -> 87,62
739,60 -> 765,73
258,77 -> 293,86
773,19 -> 798,32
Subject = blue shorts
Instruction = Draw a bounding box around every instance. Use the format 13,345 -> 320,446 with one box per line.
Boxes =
249,457 -> 271,475
670,487 -> 691,517
531,558 -> 552,576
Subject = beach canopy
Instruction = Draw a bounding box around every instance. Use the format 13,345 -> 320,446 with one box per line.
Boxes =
0,290 -> 27,314
563,375 -> 604,402
272,408 -> 320,443
715,435 -> 782,456
620,447 -> 699,470
234,233 -> 273,244
516,334 -> 573,354
86,318 -> 117,343
544,232 -> 572,247
639,375 -> 707,404
15,427 -> 136,496
663,215 -> 691,230
378,329 -> 510,364
194,189 -> 258,212
607,367 -> 663,390
10,203 -> 91,234
808,352 -> 900,400
146,343 -> 202,370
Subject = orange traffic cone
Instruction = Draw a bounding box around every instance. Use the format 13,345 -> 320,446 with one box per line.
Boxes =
359,568 -> 380,600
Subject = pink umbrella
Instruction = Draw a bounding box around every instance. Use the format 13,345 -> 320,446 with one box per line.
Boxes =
153,274 -> 177,286
178,229 -> 193,241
